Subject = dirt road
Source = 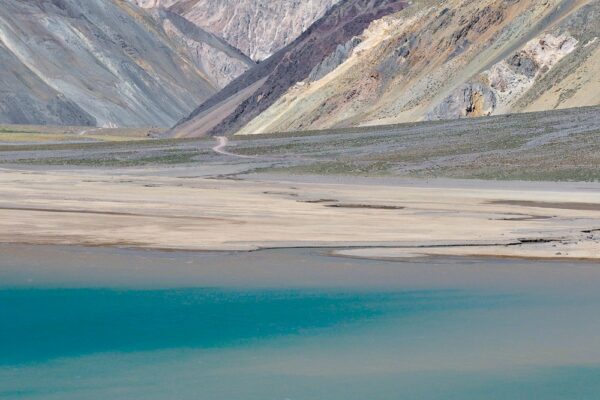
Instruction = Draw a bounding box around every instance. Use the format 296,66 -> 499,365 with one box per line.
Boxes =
212,136 -> 256,159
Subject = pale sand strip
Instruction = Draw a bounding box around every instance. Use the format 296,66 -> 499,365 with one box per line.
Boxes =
0,168 -> 599,259
333,241 -> 600,262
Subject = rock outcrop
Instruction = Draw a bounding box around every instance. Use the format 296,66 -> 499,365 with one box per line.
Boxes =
428,83 -> 497,120
0,0 -> 217,127
308,37 -> 363,82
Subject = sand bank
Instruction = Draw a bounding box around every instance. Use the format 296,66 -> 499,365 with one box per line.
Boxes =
0,168 -> 599,259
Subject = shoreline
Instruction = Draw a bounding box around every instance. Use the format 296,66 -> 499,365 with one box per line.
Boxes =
3,242 -> 600,294
2,240 -> 600,265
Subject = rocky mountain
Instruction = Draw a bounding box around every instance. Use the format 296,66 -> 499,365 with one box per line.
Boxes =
134,0 -> 341,61
132,0 -> 180,8
231,0 -> 600,135
8,0 -> 596,131
0,0 -> 219,127
148,8 -> 256,88
173,0 -> 409,137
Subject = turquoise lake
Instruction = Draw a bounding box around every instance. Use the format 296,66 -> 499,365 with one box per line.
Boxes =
1,244 -> 600,399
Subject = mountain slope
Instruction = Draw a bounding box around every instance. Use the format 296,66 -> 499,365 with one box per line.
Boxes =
234,0 -> 600,135
135,0 -> 342,61
173,0 -> 409,137
0,0 -> 216,127
0,39 -> 96,127
150,8 -> 256,87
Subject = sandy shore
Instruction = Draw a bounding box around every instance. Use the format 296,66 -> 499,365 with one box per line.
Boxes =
0,167 -> 599,260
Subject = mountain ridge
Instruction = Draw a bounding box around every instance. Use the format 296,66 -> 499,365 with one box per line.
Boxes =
149,8 -> 257,87
232,0 -> 600,135
173,0 -> 409,137
165,0 -> 342,61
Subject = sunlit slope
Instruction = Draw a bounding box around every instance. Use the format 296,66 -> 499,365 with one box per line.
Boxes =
236,0 -> 599,135
173,0 -> 409,138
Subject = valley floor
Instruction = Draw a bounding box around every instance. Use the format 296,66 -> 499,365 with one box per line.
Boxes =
1,166 -> 599,261
1,107 -> 599,261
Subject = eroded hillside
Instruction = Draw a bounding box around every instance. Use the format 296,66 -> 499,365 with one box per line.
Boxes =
0,0 -> 217,127
235,0 -> 600,135
174,0 -> 409,138
135,0 -> 341,61
148,8 -> 256,87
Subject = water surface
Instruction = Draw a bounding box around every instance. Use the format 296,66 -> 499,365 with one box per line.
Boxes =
1,245 -> 599,399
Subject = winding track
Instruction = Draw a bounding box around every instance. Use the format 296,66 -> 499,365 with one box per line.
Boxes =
212,136 -> 258,159
211,135 -> 319,163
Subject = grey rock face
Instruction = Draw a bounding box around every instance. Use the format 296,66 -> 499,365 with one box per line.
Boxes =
395,34 -> 419,58
151,9 -> 256,87
507,52 -> 539,78
0,42 -> 96,126
309,37 -> 363,82
167,0 -> 342,61
428,83 -> 497,120
131,0 -> 179,7
0,0 -> 216,127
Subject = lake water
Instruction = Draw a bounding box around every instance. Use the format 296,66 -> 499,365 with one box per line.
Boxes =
1,245 -> 600,399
